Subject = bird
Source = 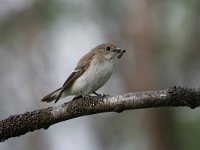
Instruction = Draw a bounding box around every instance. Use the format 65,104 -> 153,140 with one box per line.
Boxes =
41,43 -> 125,103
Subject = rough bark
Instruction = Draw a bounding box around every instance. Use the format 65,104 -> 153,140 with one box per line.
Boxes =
0,86 -> 200,142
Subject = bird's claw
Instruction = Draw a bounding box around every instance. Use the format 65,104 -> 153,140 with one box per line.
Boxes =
92,92 -> 109,97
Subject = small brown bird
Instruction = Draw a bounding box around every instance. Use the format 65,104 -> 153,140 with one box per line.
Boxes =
41,43 -> 125,103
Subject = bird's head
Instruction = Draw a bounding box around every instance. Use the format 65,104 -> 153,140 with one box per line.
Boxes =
92,43 -> 125,60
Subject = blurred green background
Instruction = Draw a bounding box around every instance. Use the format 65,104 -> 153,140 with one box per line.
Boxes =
0,0 -> 200,150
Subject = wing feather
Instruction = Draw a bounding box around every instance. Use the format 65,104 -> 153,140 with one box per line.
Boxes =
54,52 -> 95,103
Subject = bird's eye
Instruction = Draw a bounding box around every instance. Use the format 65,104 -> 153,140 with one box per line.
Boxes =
105,46 -> 111,51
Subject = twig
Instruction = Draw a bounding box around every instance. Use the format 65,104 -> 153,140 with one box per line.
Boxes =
0,86 -> 200,142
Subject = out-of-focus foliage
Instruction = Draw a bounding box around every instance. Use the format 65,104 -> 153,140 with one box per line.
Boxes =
0,0 -> 200,150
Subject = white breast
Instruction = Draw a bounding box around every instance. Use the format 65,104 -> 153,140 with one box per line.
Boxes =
69,58 -> 114,96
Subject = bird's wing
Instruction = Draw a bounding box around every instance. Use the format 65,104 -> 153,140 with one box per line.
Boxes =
54,52 -> 95,103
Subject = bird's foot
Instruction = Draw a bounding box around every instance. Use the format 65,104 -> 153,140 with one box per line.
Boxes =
102,94 -> 110,98
92,92 -> 100,96
72,95 -> 92,101
72,95 -> 83,101
92,92 -> 109,97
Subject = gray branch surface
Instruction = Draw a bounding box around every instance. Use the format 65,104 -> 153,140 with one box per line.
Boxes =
0,86 -> 200,142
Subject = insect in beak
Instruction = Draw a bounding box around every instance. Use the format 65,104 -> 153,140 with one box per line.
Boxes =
117,50 -> 126,59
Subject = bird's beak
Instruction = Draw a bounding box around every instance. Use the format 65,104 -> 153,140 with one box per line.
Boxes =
112,48 -> 121,53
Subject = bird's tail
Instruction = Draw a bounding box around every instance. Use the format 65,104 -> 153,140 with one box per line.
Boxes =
41,88 -> 62,103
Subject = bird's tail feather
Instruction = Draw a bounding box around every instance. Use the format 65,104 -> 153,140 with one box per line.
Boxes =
41,88 -> 62,103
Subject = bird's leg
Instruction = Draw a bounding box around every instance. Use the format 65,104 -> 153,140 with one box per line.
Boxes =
92,92 -> 109,97
72,95 -> 83,100
72,95 -> 92,101
92,92 -> 100,96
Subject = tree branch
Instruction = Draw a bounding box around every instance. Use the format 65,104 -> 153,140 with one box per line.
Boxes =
0,86 -> 200,142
